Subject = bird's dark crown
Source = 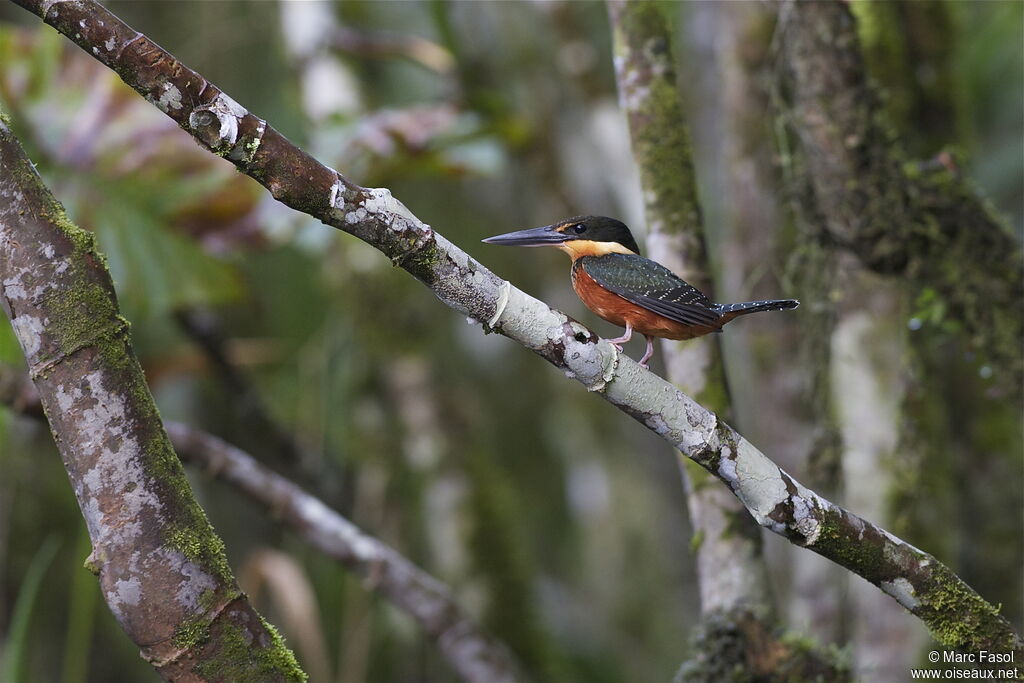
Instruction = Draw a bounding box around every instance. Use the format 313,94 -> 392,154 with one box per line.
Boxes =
554,216 -> 641,255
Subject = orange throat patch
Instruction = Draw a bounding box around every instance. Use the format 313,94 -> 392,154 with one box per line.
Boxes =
556,240 -> 636,260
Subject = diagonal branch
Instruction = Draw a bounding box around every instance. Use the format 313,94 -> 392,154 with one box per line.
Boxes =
9,0 -> 1021,657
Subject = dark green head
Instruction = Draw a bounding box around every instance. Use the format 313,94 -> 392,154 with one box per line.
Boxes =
482,216 -> 641,257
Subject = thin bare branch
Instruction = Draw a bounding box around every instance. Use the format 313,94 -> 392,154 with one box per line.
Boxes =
8,0 -> 1021,657
166,421 -> 523,683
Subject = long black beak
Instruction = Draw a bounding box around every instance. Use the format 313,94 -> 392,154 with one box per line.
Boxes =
481,224 -> 568,247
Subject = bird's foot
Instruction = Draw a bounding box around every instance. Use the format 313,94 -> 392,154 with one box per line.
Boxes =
605,323 -> 633,347
637,336 -> 655,369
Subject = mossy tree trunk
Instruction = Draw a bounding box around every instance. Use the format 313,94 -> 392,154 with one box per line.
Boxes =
685,0 -> 851,649
775,0 -> 1023,395
0,116 -> 305,681
775,0 -> 1023,673
851,0 -> 1024,644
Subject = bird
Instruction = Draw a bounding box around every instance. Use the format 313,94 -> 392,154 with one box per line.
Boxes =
482,216 -> 799,368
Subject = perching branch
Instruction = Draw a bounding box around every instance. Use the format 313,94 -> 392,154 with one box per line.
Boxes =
9,0 -> 1021,658
0,119 -> 305,680
165,422 -> 523,683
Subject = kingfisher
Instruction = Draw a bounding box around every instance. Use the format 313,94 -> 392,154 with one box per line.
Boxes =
483,216 -> 799,368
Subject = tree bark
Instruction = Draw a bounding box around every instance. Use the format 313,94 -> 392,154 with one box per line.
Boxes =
0,117 -> 305,681
8,0 -> 1021,661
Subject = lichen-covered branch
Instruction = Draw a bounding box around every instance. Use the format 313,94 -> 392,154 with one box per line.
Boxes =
9,0 -> 1021,657
165,422 -> 524,683
0,119 -> 305,680
776,0 -> 1024,392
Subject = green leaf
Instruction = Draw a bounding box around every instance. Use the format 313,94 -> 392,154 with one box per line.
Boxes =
1,536 -> 61,683
61,529 -> 98,683
91,192 -> 243,318
0,317 -> 21,364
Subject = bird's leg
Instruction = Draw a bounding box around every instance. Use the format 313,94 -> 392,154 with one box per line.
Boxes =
638,335 -> 655,368
605,322 -> 633,350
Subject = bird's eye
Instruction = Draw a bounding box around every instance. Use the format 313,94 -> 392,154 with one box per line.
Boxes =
572,223 -> 586,235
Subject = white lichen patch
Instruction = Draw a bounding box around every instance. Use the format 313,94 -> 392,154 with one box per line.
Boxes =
4,258 -> 72,303
56,383 -> 78,412
327,179 -> 341,210
345,207 -> 367,225
494,287 -> 567,350
606,369 -> 716,454
615,62 -> 651,113
115,576 -> 141,606
3,274 -> 29,301
72,372 -> 164,549
563,336 -> 616,392
731,438 -> 788,526
156,82 -> 183,112
360,186 -> 420,226
881,577 -> 919,611
104,37 -> 116,52
718,448 -> 737,480
172,555 -> 218,611
106,575 -> 142,622
487,281 -> 511,328
11,314 -> 45,358
790,491 -> 822,545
